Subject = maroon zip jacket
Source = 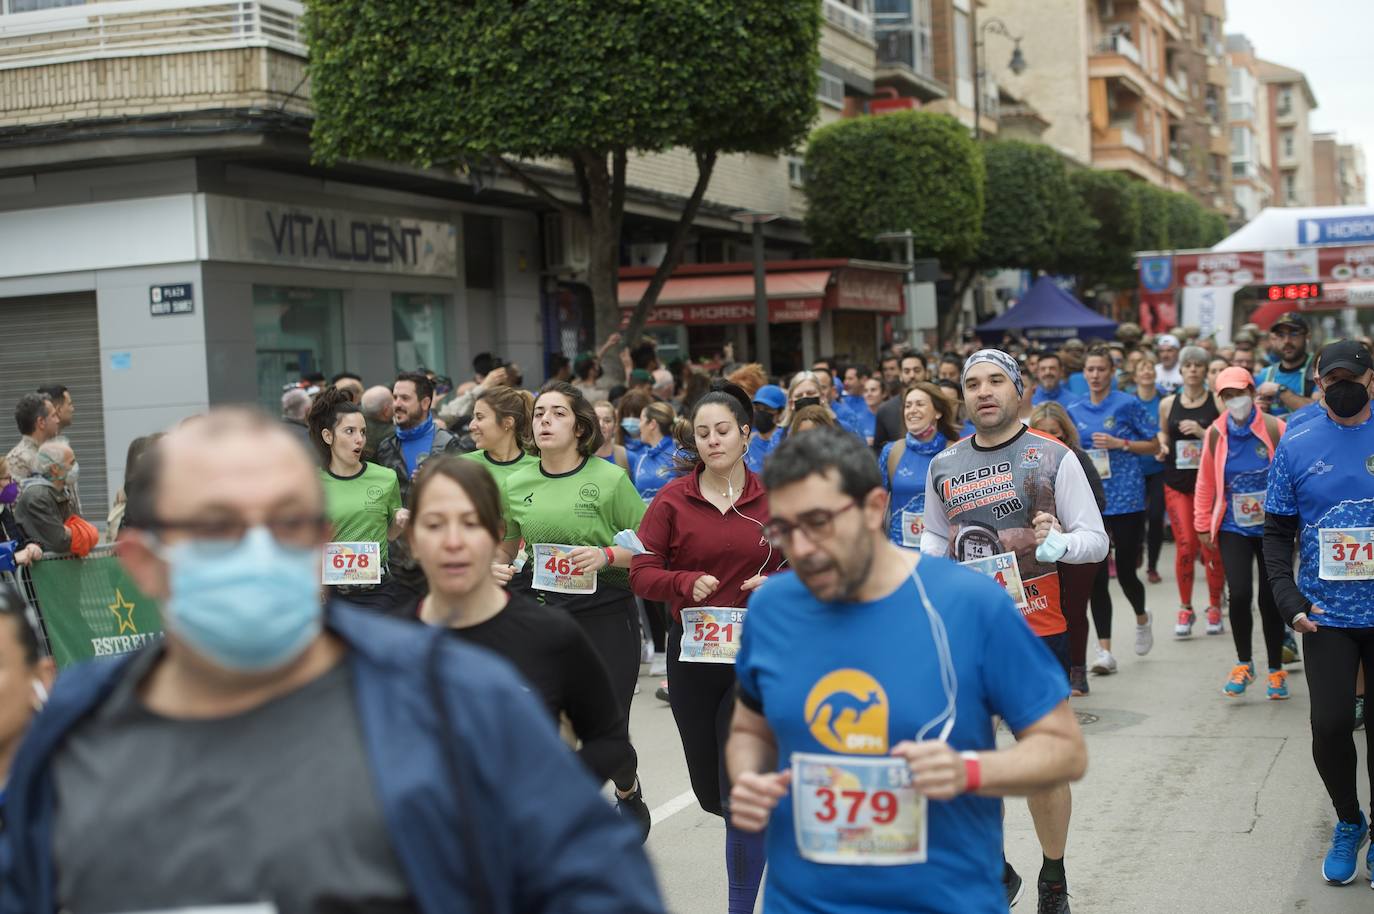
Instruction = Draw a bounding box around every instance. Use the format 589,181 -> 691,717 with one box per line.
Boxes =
630,463 -> 786,623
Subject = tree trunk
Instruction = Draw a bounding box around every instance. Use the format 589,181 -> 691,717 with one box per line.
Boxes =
942,267 -> 977,348
577,151 -> 624,382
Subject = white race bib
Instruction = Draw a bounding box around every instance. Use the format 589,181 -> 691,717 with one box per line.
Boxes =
1088,447 -> 1112,480
1319,528 -> 1374,581
1175,439 -> 1202,470
792,752 -> 927,866
1231,491 -> 1265,528
532,543 -> 597,594
959,550 -> 1028,608
321,542 -> 381,585
901,510 -> 925,548
679,608 -> 746,664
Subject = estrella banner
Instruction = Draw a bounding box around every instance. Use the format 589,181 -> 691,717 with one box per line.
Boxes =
29,553 -> 163,668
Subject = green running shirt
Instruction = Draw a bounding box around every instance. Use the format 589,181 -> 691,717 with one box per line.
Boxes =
503,456 -> 647,611
461,449 -> 539,496
320,463 -> 402,568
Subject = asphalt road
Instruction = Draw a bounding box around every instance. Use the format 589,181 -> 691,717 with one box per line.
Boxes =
630,544 -> 1372,913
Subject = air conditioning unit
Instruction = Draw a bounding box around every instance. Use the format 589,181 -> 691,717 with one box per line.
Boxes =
541,211 -> 590,275
1099,0 -> 1115,18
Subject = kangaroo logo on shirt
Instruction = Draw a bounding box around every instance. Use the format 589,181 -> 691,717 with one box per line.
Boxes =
1366,455 -> 1374,476
804,669 -> 889,754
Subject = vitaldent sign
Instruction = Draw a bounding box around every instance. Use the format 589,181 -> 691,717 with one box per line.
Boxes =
204,195 -> 459,277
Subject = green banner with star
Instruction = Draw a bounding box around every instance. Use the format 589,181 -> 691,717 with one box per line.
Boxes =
28,553 -> 163,668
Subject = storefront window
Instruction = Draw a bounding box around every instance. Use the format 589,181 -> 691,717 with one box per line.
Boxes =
253,286 -> 344,412
393,293 -> 449,374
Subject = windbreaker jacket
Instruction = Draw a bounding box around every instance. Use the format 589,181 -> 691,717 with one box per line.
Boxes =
1193,409 -> 1284,540
0,603 -> 664,914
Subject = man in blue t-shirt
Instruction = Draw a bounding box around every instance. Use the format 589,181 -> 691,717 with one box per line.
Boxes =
728,428 -> 1086,914
1263,339 -> 1374,888
1032,351 -> 1079,406
1256,312 -> 1316,417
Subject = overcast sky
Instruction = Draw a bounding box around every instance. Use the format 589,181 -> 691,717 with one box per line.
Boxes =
1225,0 -> 1371,205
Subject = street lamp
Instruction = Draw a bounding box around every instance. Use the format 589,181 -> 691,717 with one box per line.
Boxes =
731,211 -> 780,376
973,17 -> 1026,141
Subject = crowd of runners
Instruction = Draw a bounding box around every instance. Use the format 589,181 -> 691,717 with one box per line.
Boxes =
0,312 -> 1371,913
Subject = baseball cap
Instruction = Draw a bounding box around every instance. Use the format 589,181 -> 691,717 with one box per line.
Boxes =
1271,312 -> 1308,333
752,384 -> 786,410
1156,334 -> 1180,349
629,369 -> 653,385
1214,366 -> 1254,394
1316,340 -> 1373,378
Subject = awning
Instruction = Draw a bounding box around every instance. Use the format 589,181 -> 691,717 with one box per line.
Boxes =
617,260 -> 905,327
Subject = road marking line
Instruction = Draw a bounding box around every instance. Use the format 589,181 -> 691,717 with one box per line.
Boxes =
650,789 -> 699,825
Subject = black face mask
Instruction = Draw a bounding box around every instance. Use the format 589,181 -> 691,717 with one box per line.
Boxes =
794,396 -> 822,411
1324,379 -> 1371,418
752,409 -> 777,434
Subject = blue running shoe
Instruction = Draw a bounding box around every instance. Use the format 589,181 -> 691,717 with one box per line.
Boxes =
1223,662 -> 1255,697
1266,669 -> 1289,701
1322,813 -> 1368,885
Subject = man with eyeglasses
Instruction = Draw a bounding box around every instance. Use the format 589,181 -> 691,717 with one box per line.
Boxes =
1256,312 -> 1316,417
0,408 -> 663,914
726,427 -> 1086,914
922,349 -> 1108,913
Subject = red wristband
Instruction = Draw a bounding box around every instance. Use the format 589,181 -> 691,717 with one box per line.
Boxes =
961,751 -> 981,792
603,546 -> 616,567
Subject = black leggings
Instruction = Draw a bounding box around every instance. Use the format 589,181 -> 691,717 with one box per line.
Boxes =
573,598 -> 642,791
1217,531 -> 1284,669
644,599 -> 668,654
1091,512 -> 1147,640
1301,626 -> 1374,823
1145,473 -> 1166,571
667,620 -> 737,817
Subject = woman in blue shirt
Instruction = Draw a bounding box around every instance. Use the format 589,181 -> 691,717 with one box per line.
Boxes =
1133,353 -> 1167,584
878,381 -> 959,548
1069,346 -> 1163,671
633,401 -> 684,504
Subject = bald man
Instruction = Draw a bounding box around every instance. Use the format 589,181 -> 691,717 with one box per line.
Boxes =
359,385 -> 394,462
0,408 -> 664,913
13,440 -> 76,553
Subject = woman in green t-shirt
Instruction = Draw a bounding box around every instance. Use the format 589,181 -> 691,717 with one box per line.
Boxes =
462,386 -> 538,493
497,380 -> 652,839
307,388 -> 408,616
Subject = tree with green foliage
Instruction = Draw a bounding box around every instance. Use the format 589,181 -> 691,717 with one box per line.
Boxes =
1133,183 -> 1172,255
975,140 -> 1073,272
1058,170 -> 1140,291
306,0 -> 822,376
803,110 -> 984,340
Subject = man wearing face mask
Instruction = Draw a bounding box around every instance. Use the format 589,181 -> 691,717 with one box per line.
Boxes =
12,442 -> 80,556
1263,340 -> 1374,889
745,385 -> 787,473
0,409 -> 664,914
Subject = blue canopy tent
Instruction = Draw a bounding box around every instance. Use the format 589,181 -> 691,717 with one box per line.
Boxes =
974,277 -> 1117,342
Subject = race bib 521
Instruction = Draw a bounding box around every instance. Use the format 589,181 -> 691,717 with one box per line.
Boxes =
679,608 -> 746,664
792,753 -> 926,866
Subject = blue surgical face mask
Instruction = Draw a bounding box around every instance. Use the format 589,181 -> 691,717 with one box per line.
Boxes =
156,527 -> 323,672
621,418 -> 641,437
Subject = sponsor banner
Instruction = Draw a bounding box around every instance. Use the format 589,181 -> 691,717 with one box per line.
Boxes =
1175,252 -> 1263,289
1180,285 -> 1240,345
1139,256 -> 1173,292
29,555 -> 164,668
826,268 -> 905,314
1298,215 -> 1374,246
621,297 -> 823,327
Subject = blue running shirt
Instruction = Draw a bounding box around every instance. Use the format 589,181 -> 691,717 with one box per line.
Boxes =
1265,412 -> 1374,628
1218,413 -> 1272,537
735,560 -> 1068,914
1068,391 -> 1154,515
878,432 -> 948,547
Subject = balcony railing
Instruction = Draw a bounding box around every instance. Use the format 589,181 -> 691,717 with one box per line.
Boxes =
1229,101 -> 1255,123
0,0 -> 305,70
1095,34 -> 1141,67
1160,0 -> 1186,26
822,0 -> 874,42
1168,156 -> 1187,177
1105,122 -> 1146,153
875,20 -> 934,80
1164,74 -> 1186,101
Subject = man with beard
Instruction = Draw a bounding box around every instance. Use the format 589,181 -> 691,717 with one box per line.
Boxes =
725,427 -> 1085,914
922,349 -> 1108,912
1256,313 -> 1316,417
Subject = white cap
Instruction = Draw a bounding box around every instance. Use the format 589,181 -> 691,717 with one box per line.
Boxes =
1156,334 -> 1180,349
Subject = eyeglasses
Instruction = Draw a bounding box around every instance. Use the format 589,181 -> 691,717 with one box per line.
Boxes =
764,501 -> 858,548
147,514 -> 328,550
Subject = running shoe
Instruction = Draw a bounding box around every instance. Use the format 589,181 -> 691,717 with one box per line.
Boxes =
1147,569 -> 1162,584
655,681 -> 670,703
1037,880 -> 1071,914
1174,607 -> 1196,638
1282,632 -> 1300,664
1355,696 -> 1365,731
1205,606 -> 1224,635
1266,669 -> 1289,701
1134,611 -> 1154,656
1090,648 -> 1118,675
1004,863 -> 1025,908
1321,812 -> 1368,885
1223,661 -> 1255,697
615,780 -> 653,844
1069,666 -> 1089,697
649,652 -> 667,676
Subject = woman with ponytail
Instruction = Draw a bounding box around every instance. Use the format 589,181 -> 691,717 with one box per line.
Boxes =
307,387 -> 409,615
462,385 -> 538,495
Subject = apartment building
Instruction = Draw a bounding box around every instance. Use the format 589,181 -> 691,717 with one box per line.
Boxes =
1256,59 -> 1318,207
1313,134 -> 1367,207
872,0 -> 1000,135
1174,0 -> 1231,215
1226,35 -> 1274,222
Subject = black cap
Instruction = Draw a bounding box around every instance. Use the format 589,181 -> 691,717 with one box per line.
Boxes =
1271,312 -> 1308,333
1317,340 -> 1373,378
